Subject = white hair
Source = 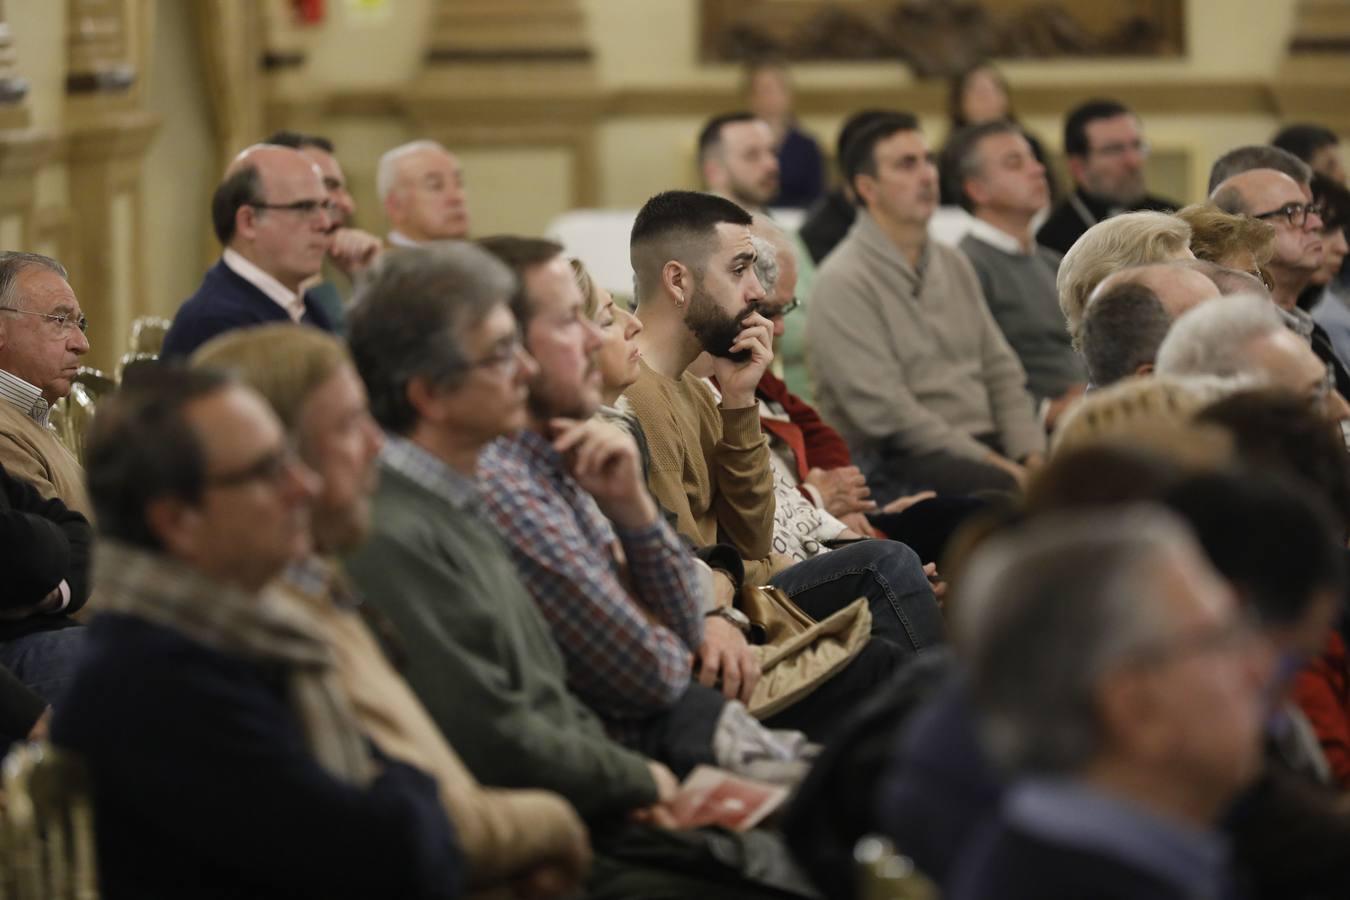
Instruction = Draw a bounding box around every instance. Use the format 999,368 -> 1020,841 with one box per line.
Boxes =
376,139 -> 449,203
750,235 -> 779,294
1155,292 -> 1285,379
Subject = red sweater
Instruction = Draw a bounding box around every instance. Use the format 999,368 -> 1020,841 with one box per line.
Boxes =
756,372 -> 853,471
1292,630 -> 1350,789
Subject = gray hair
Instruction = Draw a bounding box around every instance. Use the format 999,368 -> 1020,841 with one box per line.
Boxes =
750,234 -> 779,295
0,252 -> 68,311
347,242 -> 515,435
956,507 -> 1197,774
1155,292 -> 1285,380
376,139 -> 450,203
1208,144 -> 1312,194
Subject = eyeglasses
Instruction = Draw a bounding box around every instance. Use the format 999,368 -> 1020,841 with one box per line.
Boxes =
0,307 -> 89,335
248,198 -> 333,219
465,335 -> 526,374
206,445 -> 300,490
762,297 -> 800,319
1090,139 -> 1149,160
1253,201 -> 1322,229
1121,615 -> 1257,670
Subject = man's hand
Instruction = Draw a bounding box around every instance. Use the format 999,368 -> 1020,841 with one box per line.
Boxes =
881,490 -> 936,515
1022,452 -> 1045,472
510,805 -> 593,899
27,708 -> 51,742
1044,385 -> 1086,432
711,569 -> 738,609
923,563 -> 947,605
326,227 -> 383,277
838,511 -> 884,538
983,451 -> 1029,489
711,312 -> 774,409
805,466 -> 876,517
550,418 -> 657,530
630,760 -> 681,830
696,616 -> 761,704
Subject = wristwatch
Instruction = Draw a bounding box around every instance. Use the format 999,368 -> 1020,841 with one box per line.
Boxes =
707,606 -> 751,635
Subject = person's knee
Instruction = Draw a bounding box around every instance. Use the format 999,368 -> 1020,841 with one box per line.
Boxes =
833,539 -> 930,594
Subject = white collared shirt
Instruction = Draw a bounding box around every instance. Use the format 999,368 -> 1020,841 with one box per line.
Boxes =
222,248 -> 306,323
966,217 -> 1035,257
386,230 -> 423,249
0,367 -> 51,427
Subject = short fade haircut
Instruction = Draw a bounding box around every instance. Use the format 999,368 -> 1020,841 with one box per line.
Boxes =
0,251 -> 68,311
834,109 -> 900,180
347,243 -> 516,435
1063,99 -> 1133,158
376,139 -> 450,203
941,120 -> 1025,212
1174,203 -> 1276,269
211,164 -> 264,246
957,507 -> 1199,774
1155,292 -> 1286,380
630,190 -> 754,304
1272,123 -> 1339,165
85,364 -> 235,551
840,112 -> 922,206
1079,280 -> 1171,387
264,130 -> 335,153
1208,144 -> 1312,194
698,112 -> 759,166
1057,211 -> 1192,345
477,235 -> 565,328
191,323 -> 350,436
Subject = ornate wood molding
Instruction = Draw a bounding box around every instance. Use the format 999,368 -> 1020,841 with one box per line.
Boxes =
66,0 -> 137,94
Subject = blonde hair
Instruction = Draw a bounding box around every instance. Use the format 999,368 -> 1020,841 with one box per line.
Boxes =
1057,212 -> 1192,346
570,257 -> 603,321
191,324 -> 352,433
1174,203 -> 1276,269
1050,374 -> 1247,460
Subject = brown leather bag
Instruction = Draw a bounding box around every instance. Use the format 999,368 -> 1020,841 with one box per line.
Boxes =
738,585 -> 872,719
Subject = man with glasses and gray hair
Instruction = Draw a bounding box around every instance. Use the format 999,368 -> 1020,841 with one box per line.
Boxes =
162,143 -> 338,359
949,508 -> 1269,899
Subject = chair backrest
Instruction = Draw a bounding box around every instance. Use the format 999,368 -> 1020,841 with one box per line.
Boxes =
854,836 -> 938,900
49,368 -> 112,466
114,352 -> 157,383
127,316 -> 171,356
1,742 -> 99,900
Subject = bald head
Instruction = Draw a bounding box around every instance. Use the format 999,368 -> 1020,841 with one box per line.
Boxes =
1212,168 -> 1324,309
377,140 -> 470,243
1090,262 -> 1220,321
1211,168 -> 1307,214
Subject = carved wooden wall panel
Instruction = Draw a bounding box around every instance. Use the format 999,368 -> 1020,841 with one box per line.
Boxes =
700,0 -> 1185,75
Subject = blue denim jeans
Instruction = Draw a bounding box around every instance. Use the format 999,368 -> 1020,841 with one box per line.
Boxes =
769,540 -> 945,657
0,625 -> 89,707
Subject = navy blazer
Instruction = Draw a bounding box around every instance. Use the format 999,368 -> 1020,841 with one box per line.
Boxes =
161,260 -> 335,359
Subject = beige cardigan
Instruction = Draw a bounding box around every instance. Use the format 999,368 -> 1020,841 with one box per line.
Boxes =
807,210 -> 1045,462
279,560 -> 587,895
624,361 -> 780,586
0,400 -> 91,517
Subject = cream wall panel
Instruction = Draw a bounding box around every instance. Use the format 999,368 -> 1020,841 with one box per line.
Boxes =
8,1 -> 66,131
460,147 -> 573,235
0,213 -> 20,250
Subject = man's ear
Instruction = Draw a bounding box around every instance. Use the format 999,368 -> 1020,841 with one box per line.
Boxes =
234,203 -> 259,242
852,173 -> 878,209
1066,154 -> 1089,188
146,495 -> 198,560
406,373 -> 448,426
1135,362 -> 1155,377
383,189 -> 402,226
701,156 -> 723,194
662,261 -> 691,307
963,174 -> 988,210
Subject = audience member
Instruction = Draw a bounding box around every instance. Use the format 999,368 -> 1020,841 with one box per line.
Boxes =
1186,259 -> 1271,297
1037,99 -> 1178,255
949,508 -> 1267,900
1056,210 -> 1192,345
162,144 -> 337,358
808,113 -> 1043,496
698,112 -> 781,216
0,460 -> 90,708
941,61 -> 1055,205
377,140 -> 470,247
1078,281 -> 1171,387
1156,292 -> 1350,423
263,130 -> 384,329
1090,260 -> 1220,319
0,251 -> 91,514
627,190 -> 947,655
1272,123 -> 1345,184
1306,174 -> 1350,358
744,61 -> 824,208
1208,143 -> 1314,196
54,366 -> 466,899
342,243 -> 814,899
1176,202 -> 1277,282
193,324 -> 592,896
947,121 -> 1085,423
1211,168 -> 1324,313
798,109 -> 896,266
1051,375 -> 1241,458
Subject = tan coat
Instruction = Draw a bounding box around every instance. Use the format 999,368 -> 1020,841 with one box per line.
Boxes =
0,400 -> 90,517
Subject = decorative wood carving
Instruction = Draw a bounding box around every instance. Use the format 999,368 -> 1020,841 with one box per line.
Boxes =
700,0 -> 1185,75
66,0 -> 135,93
425,0 -> 592,63
0,1 -> 29,106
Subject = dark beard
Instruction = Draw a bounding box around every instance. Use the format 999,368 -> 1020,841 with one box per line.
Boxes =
687,286 -> 760,362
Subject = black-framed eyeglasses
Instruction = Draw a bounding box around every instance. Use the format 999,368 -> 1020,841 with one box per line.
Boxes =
764,297 -> 800,319
1253,201 -> 1322,229
0,306 -> 88,335
206,445 -> 298,489
248,198 -> 333,218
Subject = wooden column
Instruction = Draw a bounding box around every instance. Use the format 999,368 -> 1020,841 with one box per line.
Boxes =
0,1 -> 58,259
64,0 -> 159,372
